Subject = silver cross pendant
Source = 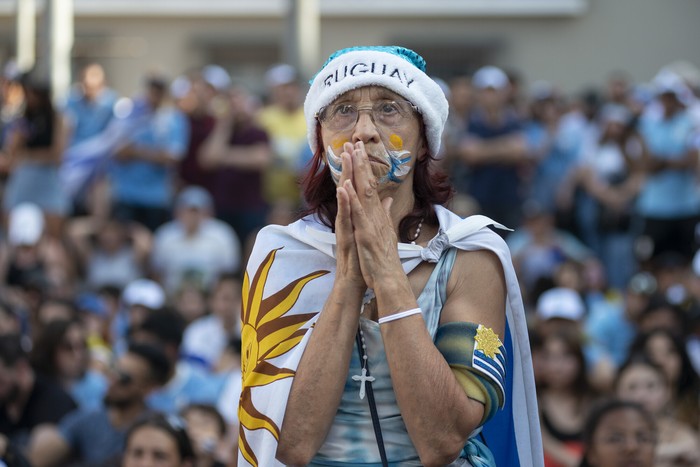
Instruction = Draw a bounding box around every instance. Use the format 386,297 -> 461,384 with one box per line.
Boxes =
352,367 -> 375,400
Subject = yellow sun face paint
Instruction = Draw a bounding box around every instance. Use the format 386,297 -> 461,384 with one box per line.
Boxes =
388,134 -> 404,150
331,138 -> 349,152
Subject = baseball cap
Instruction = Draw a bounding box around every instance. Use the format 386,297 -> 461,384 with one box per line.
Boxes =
472,66 -> 509,90
536,287 -> 586,322
122,279 -> 165,309
265,64 -> 297,88
176,186 -> 213,211
8,203 -> 44,246
202,65 -> 231,92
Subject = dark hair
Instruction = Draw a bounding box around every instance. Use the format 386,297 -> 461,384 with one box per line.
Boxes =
579,399 -> 655,467
0,334 -> 28,367
19,73 -> 55,149
30,318 -> 84,379
127,342 -> 172,386
615,354 -> 667,391
181,403 -> 227,436
301,121 -> 453,243
628,328 -> 700,428
638,294 -> 687,333
125,412 -> 195,462
542,329 -> 593,403
137,308 -> 186,348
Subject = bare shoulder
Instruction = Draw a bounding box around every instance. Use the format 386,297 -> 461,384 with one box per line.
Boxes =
441,248 -> 506,335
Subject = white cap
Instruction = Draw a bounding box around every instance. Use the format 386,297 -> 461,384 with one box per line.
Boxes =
122,279 -> 165,309
265,64 -> 297,88
472,66 -> 509,90
202,65 -> 231,92
8,203 -> 44,246
536,287 -> 586,322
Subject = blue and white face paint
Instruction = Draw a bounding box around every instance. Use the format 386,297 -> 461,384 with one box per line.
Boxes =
325,133 -> 413,186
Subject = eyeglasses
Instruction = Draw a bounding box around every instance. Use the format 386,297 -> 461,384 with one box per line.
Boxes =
316,100 -> 418,132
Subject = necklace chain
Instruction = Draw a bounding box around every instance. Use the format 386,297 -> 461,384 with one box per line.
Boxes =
410,217 -> 424,244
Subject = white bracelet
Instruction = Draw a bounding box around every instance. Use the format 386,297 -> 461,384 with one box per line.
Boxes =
378,307 -> 422,325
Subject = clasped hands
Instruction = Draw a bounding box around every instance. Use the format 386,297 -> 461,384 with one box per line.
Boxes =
334,141 -> 403,292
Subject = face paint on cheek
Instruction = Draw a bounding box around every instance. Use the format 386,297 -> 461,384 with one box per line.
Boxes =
378,134 -> 412,184
325,146 -> 343,185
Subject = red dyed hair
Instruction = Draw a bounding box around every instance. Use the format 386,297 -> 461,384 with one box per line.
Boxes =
301,122 -> 453,242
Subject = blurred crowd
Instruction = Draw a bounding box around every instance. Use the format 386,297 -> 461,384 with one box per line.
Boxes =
0,54 -> 699,466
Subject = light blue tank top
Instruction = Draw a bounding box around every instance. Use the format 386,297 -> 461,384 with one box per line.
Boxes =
310,248 -> 458,465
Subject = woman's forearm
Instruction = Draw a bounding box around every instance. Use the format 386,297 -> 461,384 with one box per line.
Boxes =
276,283 -> 363,464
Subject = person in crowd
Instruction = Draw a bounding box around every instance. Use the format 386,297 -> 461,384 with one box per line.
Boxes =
181,403 -> 231,467
256,63 -> 307,208
108,74 -> 190,232
29,317 -> 107,410
629,328 -> 700,431
525,80 -> 580,218
537,329 -> 599,467
199,84 -> 272,247
130,309 -> 224,414
68,215 -> 151,291
28,342 -> 171,467
506,199 -> 597,304
181,273 -> 241,371
635,293 -> 687,337
150,186 -> 240,295
560,103 -> 646,290
173,281 -> 209,325
60,63 -> 119,215
122,412 -> 196,467
584,271 -> 657,368
615,356 -> 700,467
240,45 -> 540,466
0,202 -> 48,308
0,74 -> 69,238
578,399 -> 656,467
172,71 -> 217,190
635,72 -> 700,261
441,74 -> 473,192
457,65 -> 529,229
0,333 -> 76,449
111,278 -> 166,356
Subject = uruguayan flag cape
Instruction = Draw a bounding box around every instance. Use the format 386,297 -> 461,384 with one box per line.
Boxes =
238,205 -> 543,466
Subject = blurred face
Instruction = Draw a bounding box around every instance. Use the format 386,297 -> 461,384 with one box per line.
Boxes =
586,408 -> 655,467
104,352 -> 152,408
82,64 -> 106,99
210,279 -> 241,324
319,86 -> 426,189
616,364 -> 668,416
645,333 -> 681,386
175,286 -> 207,324
98,222 -> 127,252
37,302 -> 74,326
543,337 -> 580,389
123,426 -> 188,467
56,324 -> 89,380
477,87 -> 507,111
176,207 -> 205,234
182,409 -> 221,457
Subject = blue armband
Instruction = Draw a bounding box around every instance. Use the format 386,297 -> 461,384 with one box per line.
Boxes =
435,322 -> 507,426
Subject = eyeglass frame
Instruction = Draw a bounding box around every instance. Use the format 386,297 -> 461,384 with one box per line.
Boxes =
315,99 -> 419,133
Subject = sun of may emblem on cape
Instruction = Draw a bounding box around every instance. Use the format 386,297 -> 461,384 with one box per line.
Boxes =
238,247 -> 329,466
475,325 -> 502,359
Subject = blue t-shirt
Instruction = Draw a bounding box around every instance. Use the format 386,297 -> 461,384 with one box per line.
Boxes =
146,362 -> 227,414
59,408 -> 125,464
63,88 -> 119,146
637,109 -> 700,218
108,100 -> 189,207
